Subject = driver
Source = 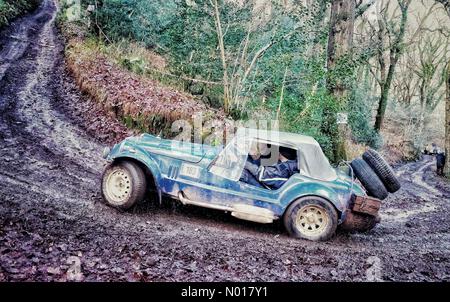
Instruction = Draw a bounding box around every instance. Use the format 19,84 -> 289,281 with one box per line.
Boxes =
242,148 -> 299,190
239,142 -> 266,187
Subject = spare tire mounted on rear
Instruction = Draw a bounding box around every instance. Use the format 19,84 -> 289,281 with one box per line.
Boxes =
362,149 -> 401,193
350,158 -> 388,200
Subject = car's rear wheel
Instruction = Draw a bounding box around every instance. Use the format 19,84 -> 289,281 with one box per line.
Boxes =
284,196 -> 338,241
101,161 -> 147,210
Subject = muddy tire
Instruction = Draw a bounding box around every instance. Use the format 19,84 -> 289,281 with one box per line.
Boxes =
283,196 -> 338,241
350,158 -> 388,200
340,211 -> 379,232
101,161 -> 147,210
362,149 -> 401,193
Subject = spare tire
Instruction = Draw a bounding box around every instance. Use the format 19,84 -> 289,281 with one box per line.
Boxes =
350,158 -> 388,200
362,149 -> 401,193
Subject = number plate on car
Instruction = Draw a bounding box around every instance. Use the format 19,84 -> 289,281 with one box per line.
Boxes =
180,163 -> 201,179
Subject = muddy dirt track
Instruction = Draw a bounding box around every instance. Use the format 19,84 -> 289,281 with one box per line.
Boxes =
0,0 -> 449,282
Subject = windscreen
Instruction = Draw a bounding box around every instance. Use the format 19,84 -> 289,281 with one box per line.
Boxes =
209,137 -> 252,181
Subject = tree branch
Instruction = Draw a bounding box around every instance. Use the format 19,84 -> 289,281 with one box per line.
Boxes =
356,0 -> 376,18
434,0 -> 450,16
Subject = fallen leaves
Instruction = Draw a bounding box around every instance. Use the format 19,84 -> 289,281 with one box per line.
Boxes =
65,42 -> 224,136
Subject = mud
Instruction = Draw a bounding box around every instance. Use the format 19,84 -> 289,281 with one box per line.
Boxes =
1,0 -> 449,281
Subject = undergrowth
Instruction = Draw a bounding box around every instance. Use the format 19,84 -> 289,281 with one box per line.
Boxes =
0,0 -> 41,29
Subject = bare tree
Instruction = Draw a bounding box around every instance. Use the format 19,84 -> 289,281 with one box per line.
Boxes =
391,2 -> 443,107
435,0 -> 450,12
415,35 -> 448,113
209,0 -> 320,113
210,0 -> 231,112
392,52 -> 418,106
371,0 -> 412,132
446,62 -> 450,177
434,0 -> 450,177
356,0 -> 376,18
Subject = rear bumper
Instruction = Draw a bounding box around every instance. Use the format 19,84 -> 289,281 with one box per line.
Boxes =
349,194 -> 381,216
340,195 -> 381,231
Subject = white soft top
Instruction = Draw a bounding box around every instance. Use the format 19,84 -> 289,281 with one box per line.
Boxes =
235,128 -> 337,181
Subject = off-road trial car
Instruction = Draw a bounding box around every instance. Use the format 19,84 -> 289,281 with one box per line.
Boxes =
101,128 -> 400,241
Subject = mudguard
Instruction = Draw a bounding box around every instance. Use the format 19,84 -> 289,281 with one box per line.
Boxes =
279,181 -> 348,217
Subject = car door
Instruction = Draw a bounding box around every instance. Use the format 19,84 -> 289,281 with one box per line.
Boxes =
176,136 -> 250,205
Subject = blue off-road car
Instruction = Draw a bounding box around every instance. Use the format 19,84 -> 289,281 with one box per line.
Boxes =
101,128 -> 400,241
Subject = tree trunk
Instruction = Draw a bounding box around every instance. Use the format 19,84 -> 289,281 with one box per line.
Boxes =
434,0 -> 450,178
326,0 -> 356,161
374,0 -> 410,132
445,61 -> 450,177
374,60 -> 399,131
211,0 -> 230,113
327,0 -> 355,94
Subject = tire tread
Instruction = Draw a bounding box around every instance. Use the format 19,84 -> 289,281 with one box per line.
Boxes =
350,158 -> 388,200
362,149 -> 401,193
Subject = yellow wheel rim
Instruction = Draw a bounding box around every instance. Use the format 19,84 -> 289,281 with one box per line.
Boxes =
295,205 -> 329,236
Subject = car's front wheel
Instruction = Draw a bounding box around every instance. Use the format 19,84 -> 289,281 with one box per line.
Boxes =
101,161 -> 147,210
283,196 -> 338,241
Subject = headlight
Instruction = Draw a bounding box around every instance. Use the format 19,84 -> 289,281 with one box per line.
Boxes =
102,147 -> 111,159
